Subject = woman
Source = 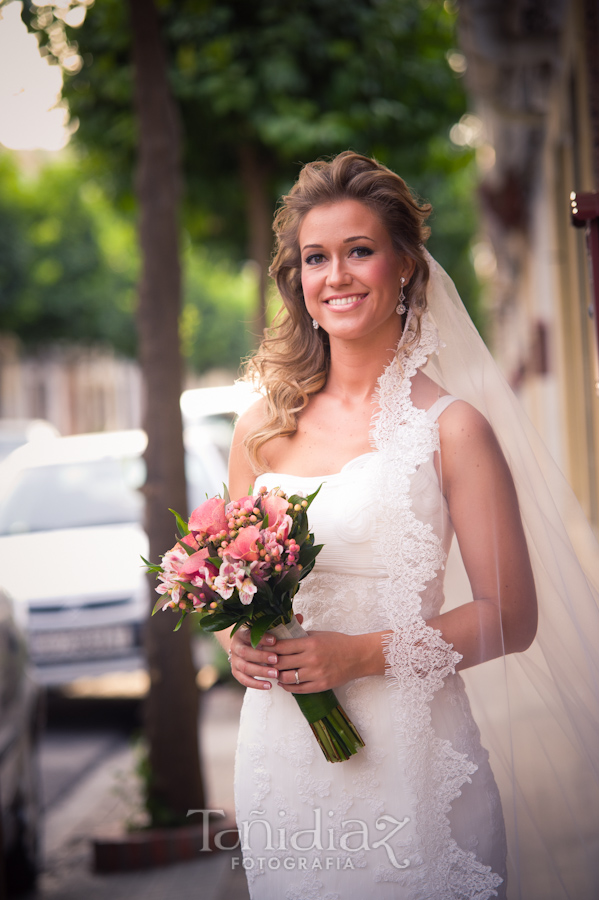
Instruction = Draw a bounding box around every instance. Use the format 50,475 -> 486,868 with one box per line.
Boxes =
221,153 -> 599,899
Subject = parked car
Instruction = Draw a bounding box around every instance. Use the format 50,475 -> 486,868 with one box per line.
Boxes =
0,428 -> 227,687
0,584 -> 42,894
180,381 -> 261,464
0,418 -> 59,463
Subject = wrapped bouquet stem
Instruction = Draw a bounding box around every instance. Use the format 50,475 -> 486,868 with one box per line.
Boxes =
144,485 -> 364,763
268,615 -> 365,763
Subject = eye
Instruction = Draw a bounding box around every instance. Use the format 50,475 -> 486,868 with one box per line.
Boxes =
304,253 -> 325,265
350,246 -> 373,258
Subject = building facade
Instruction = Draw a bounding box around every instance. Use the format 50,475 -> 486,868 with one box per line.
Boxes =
459,0 -> 599,533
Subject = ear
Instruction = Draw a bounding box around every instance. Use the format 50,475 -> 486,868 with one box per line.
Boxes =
400,257 -> 417,283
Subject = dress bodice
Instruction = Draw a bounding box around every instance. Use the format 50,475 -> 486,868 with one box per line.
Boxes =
256,397 -> 456,614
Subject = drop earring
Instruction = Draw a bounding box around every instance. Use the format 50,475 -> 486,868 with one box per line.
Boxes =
396,277 -> 406,315
312,319 -> 319,330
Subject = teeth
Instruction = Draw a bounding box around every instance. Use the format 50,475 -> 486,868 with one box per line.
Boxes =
327,296 -> 361,306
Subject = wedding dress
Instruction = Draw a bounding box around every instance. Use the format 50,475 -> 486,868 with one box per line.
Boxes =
234,317 -> 507,900
235,258 -> 599,899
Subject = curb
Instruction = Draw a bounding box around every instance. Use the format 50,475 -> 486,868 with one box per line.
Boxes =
92,820 -> 239,873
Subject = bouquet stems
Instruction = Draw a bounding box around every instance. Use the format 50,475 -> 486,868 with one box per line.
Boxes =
268,617 -> 365,763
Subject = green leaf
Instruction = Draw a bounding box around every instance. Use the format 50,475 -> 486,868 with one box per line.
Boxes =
141,555 -> 162,573
305,484 -> 323,506
298,558 -> 317,581
222,483 -> 231,504
250,614 -> 278,648
152,595 -> 169,615
272,568 -> 300,597
200,612 -> 238,632
230,618 -> 249,636
169,508 -> 189,538
177,580 -> 197,593
174,611 -> 187,632
179,540 -> 196,556
299,542 -> 323,568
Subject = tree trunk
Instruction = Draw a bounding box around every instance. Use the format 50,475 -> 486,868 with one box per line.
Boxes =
239,143 -> 273,343
129,0 -> 205,824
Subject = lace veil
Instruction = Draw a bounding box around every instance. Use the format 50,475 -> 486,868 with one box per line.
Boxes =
421,255 -> 599,899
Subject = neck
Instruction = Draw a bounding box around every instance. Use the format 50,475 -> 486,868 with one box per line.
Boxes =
324,328 -> 403,403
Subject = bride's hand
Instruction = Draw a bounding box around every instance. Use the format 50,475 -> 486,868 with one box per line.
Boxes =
275,620 -> 379,692
229,626 -> 280,690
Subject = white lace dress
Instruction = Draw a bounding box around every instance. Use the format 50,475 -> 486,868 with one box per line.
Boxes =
234,324 -> 507,900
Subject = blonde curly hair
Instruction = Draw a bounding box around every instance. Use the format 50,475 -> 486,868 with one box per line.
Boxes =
244,151 -> 432,471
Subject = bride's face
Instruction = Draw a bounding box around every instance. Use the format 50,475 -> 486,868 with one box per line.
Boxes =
298,199 -> 410,345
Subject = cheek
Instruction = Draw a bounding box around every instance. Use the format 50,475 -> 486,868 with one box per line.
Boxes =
370,256 -> 400,289
300,267 -> 318,304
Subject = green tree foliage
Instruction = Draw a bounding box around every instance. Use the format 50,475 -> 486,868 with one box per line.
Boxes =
0,152 -> 255,370
0,153 -> 137,353
21,0 -> 479,321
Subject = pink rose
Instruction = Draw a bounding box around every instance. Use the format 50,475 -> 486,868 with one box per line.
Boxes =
262,493 -> 290,528
276,514 -> 293,542
180,533 -> 199,551
182,547 -> 219,579
189,498 -> 227,537
227,525 -> 262,562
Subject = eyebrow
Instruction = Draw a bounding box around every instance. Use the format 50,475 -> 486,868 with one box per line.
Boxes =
301,235 -> 375,252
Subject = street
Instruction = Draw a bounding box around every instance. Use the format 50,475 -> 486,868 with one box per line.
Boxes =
26,685 -> 249,900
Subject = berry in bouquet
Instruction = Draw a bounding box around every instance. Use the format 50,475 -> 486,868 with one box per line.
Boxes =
144,485 -> 365,763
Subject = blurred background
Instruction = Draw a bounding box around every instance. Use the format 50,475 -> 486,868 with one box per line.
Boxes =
0,0 -> 597,898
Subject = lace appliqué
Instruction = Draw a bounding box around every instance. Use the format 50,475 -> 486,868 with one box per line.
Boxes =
372,312 -> 503,900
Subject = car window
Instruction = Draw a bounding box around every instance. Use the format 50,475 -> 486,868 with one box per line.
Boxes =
0,457 -> 146,534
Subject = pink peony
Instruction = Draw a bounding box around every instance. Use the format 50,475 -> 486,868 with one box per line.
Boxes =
262,493 -> 290,528
227,525 -> 262,561
189,498 -> 227,537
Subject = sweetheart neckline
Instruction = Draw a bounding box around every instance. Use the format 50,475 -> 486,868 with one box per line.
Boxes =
256,450 -> 377,483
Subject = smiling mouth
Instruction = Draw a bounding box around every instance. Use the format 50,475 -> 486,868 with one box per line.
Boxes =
325,295 -> 366,306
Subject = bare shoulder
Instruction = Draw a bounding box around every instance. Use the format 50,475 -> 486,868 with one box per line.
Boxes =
232,396 -> 268,443
229,397 -> 268,495
438,399 -> 495,444
437,399 -> 511,484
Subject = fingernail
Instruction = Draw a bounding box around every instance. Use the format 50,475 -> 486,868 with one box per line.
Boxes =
264,635 -> 275,644
268,655 -> 278,664
262,681 -> 271,690
267,669 -> 278,678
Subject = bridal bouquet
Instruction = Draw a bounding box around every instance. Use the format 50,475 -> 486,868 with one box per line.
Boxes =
144,486 -> 365,763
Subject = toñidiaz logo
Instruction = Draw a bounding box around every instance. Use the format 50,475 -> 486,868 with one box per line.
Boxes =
187,807 -> 411,871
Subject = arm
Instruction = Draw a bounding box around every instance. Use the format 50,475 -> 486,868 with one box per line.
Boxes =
274,401 -> 538,693
427,400 -> 537,668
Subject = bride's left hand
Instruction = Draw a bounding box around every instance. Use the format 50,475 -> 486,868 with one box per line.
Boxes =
275,616 -> 382,692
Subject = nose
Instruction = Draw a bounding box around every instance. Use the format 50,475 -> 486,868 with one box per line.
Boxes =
326,254 -> 351,288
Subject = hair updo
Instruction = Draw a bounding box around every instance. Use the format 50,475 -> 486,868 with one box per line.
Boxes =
244,151 -> 432,471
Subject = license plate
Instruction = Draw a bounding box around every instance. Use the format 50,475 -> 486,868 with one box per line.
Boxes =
30,624 -> 136,662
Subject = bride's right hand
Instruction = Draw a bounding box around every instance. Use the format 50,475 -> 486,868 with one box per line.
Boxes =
229,627 -> 280,689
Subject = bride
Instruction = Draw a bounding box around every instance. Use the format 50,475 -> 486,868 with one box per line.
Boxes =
220,152 -> 599,899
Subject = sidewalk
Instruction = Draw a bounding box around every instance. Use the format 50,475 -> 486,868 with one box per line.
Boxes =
35,684 -> 249,900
